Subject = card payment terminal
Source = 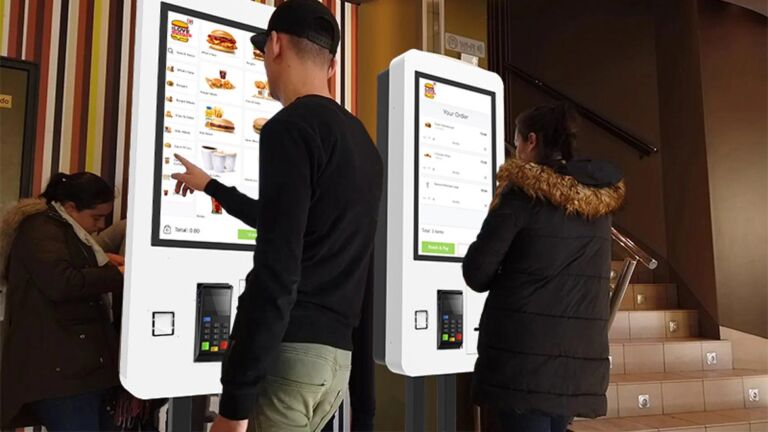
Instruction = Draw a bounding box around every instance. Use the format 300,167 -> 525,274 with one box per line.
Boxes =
194,283 -> 233,362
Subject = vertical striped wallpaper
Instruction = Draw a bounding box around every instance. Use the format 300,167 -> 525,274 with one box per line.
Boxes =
1,0 -> 357,221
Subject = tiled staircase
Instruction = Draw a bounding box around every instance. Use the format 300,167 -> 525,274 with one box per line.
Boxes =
571,262 -> 768,432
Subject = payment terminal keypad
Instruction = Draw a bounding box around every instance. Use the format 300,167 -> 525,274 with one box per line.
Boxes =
194,283 -> 233,362
437,290 -> 463,349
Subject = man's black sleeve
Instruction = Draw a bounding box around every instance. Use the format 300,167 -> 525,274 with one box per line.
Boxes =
218,118 -> 317,420
204,180 -> 260,229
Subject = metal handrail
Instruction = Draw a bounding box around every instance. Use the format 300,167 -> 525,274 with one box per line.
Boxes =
611,227 -> 658,270
502,63 -> 659,157
608,228 -> 658,329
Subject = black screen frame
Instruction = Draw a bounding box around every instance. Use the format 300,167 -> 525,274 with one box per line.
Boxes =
413,71 -> 497,263
151,2 -> 265,252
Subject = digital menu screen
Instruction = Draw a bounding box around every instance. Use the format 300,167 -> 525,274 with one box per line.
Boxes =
415,72 -> 496,261
152,3 -> 281,251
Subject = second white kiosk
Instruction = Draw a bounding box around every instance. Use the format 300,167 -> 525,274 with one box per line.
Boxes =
374,49 -> 506,377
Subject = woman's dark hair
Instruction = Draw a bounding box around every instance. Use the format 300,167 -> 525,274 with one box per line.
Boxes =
40,172 -> 115,210
515,103 -> 577,163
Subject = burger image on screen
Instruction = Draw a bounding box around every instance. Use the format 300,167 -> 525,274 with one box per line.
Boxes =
253,47 -> 264,61
253,117 -> 268,134
170,20 -> 190,43
207,30 -> 237,53
206,118 -> 235,133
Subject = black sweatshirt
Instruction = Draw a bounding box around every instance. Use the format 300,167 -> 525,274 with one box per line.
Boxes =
216,95 -> 383,420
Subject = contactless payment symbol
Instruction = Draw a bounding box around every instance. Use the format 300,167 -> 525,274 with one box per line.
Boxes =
424,82 -> 436,99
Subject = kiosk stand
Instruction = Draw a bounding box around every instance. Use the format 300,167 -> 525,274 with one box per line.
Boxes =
374,49 -> 505,431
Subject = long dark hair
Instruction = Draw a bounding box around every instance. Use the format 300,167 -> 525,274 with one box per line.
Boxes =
515,102 -> 576,164
39,172 -> 115,211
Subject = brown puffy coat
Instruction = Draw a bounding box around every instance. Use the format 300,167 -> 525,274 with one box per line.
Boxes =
0,200 -> 123,427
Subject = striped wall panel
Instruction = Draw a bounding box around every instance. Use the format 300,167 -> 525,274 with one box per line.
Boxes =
1,0 -> 358,221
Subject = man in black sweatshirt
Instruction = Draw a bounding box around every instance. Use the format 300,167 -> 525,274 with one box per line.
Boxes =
172,2 -> 382,431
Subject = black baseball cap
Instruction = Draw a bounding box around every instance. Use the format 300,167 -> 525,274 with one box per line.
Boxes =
250,0 -> 340,56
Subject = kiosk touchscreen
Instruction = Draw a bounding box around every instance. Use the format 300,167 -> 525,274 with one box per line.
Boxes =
122,0 -> 278,398
374,50 -> 505,376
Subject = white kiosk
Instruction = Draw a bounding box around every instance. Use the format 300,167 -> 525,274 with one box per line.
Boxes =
374,50 -> 505,375
122,0 -> 279,398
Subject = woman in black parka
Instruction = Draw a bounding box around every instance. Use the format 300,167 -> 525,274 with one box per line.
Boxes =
463,104 -> 625,432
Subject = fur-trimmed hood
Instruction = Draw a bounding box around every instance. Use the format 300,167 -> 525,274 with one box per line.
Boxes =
493,158 -> 625,219
0,198 -> 49,281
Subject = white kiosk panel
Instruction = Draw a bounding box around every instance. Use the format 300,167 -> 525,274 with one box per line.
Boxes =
375,50 -> 505,377
122,0 -> 275,398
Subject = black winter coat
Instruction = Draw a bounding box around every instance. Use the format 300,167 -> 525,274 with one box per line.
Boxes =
463,159 -> 625,419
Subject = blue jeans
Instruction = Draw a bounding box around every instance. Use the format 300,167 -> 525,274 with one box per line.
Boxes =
29,390 -> 113,432
498,409 -> 569,432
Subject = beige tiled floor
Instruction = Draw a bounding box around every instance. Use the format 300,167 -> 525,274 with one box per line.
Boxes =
671,411 -> 746,426
630,414 -> 700,430
663,380 -> 706,414
612,343 -> 627,375
607,383 -> 619,418
625,343 -> 665,374
611,311 -> 631,339
703,378 -> 746,411
706,424 -> 751,432
744,376 -> 768,409
572,408 -> 767,432
618,382 -> 664,417
630,311 -> 668,339
666,311 -> 700,339
666,341 -> 705,372
701,341 -> 734,371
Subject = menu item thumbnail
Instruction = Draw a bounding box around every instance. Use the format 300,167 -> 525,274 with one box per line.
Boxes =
200,146 -> 237,173
170,20 -> 190,42
207,30 -> 237,53
206,77 -> 235,90
253,47 -> 264,61
253,118 -> 268,134
253,80 -> 272,99
206,118 -> 235,133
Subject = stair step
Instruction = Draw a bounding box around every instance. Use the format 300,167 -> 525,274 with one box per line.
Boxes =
610,339 -> 733,374
619,284 -> 678,311
613,260 -> 655,284
572,407 -> 768,432
604,370 -> 768,418
610,310 -> 699,340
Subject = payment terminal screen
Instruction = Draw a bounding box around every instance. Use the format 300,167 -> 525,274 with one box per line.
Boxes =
151,3 -> 281,251
415,73 -> 497,261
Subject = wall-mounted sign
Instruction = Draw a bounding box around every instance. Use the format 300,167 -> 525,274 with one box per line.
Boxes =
0,94 -> 12,109
445,32 -> 486,58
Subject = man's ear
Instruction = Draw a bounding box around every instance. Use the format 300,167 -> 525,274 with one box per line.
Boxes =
327,57 -> 338,79
268,31 -> 282,59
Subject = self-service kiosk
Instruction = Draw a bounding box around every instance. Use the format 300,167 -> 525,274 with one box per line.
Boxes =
374,50 -> 505,376
122,0 -> 279,398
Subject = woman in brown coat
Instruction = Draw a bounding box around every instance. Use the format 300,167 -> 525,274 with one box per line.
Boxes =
0,172 -> 123,430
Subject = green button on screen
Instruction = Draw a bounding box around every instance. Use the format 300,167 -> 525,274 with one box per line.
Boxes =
238,229 -> 258,241
422,241 -> 456,255
442,334 -> 449,341
201,342 -> 210,351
